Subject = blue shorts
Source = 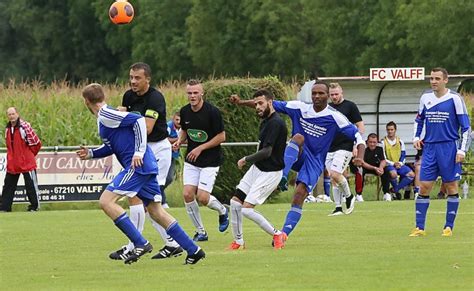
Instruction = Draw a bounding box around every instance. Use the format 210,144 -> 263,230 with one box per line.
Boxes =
106,168 -> 162,206
420,141 -> 461,183
386,164 -> 413,177
292,149 -> 324,193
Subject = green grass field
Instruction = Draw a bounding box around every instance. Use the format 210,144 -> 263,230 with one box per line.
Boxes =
1,200 -> 473,290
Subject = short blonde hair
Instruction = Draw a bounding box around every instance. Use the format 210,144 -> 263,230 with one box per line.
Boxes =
329,82 -> 342,90
82,83 -> 105,104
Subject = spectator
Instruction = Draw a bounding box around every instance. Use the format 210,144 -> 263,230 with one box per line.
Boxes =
164,111 -> 181,189
380,121 -> 415,200
1,107 -> 42,212
359,133 -> 391,199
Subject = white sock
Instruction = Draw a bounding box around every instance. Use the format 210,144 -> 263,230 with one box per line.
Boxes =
185,199 -> 205,234
338,177 -> 352,198
230,200 -> 244,244
333,185 -> 342,207
146,213 -> 179,248
241,207 -> 277,236
125,204 -> 146,251
207,195 -> 226,215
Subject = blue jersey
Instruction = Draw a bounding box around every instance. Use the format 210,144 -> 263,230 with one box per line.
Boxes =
414,89 -> 471,152
91,105 -> 158,175
167,120 -> 180,159
273,100 -> 363,161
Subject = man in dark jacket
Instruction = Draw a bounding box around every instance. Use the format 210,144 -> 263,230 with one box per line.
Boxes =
1,107 -> 42,212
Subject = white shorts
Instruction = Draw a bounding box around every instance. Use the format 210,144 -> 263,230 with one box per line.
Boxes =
325,150 -> 352,174
148,139 -> 172,186
183,162 -> 219,193
237,165 -> 282,205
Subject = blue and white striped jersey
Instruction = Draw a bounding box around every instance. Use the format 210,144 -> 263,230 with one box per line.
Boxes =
273,100 -> 363,160
91,104 -> 158,175
414,89 -> 471,152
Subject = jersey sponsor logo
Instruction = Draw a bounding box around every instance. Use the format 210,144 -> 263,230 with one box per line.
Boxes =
145,109 -> 159,119
187,129 -> 208,142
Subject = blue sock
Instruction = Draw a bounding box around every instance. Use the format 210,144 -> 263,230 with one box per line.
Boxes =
415,195 -> 430,230
324,177 -> 331,197
282,140 -> 300,178
395,176 -> 414,192
445,194 -> 459,229
114,212 -> 148,247
167,221 -> 198,254
390,178 -> 399,190
282,205 -> 302,236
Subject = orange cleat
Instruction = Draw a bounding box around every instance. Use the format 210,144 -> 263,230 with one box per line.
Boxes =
226,241 -> 245,250
273,232 -> 288,250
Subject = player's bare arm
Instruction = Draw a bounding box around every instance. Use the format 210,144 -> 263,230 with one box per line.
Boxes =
229,94 -> 256,108
186,131 -> 225,162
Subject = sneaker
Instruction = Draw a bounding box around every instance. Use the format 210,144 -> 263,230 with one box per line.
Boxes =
345,194 -> 355,214
278,176 -> 288,191
441,227 -> 453,237
273,232 -> 288,250
409,227 -> 426,237
355,194 -> 364,202
328,207 -> 344,216
124,242 -> 153,264
218,207 -> 229,232
109,245 -> 131,260
304,194 -> 317,203
185,247 -> 206,264
193,232 -> 209,242
27,205 -> 39,212
226,241 -> 245,250
383,193 -> 392,201
151,245 -> 184,259
322,195 -> 333,203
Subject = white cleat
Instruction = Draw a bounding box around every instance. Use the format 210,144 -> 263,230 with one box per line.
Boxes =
355,194 -> 364,202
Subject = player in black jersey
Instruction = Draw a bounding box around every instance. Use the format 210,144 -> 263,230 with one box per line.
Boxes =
173,79 -> 229,241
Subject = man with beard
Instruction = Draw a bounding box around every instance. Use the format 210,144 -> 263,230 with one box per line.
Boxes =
227,90 -> 288,250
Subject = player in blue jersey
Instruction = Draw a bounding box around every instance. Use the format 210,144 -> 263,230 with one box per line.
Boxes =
248,81 -> 365,247
77,83 -> 205,264
410,68 -> 471,237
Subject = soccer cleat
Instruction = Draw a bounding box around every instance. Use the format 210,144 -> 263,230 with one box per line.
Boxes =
151,245 -> 184,259
109,245 -> 131,260
383,193 -> 392,201
437,192 -> 446,199
328,207 -> 344,216
193,232 -> 209,242
278,176 -> 288,191
226,241 -> 245,250
442,227 -> 453,237
185,247 -> 206,264
124,242 -> 153,264
273,232 -> 288,250
409,227 -> 426,237
322,195 -> 333,203
345,194 -> 355,214
218,207 -> 230,232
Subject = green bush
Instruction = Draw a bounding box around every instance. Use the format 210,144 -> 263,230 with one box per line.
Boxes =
203,77 -> 288,202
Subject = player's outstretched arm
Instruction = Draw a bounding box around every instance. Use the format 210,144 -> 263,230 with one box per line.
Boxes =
229,94 -> 255,108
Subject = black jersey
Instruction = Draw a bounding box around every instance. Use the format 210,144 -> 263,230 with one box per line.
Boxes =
122,87 -> 168,142
180,101 -> 224,167
255,112 -> 288,172
364,146 -> 385,167
328,99 -> 363,152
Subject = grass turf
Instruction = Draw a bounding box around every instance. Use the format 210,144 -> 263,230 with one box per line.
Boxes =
0,199 -> 472,290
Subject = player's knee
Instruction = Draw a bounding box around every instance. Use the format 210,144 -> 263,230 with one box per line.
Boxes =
291,134 -> 304,146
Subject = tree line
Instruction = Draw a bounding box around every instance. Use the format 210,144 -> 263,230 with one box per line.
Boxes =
0,0 -> 472,83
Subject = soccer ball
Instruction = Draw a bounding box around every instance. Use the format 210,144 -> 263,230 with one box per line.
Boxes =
109,1 -> 134,25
